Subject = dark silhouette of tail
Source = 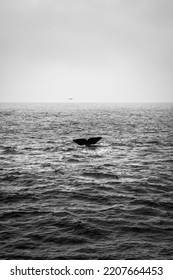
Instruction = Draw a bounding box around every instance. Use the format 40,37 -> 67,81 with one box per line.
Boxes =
73,137 -> 102,146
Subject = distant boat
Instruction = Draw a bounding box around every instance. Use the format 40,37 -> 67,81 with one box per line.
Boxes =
73,137 -> 102,146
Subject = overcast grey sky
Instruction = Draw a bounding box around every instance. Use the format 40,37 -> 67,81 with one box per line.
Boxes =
0,0 -> 173,102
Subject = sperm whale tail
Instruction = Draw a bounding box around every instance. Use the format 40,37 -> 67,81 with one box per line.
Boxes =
73,137 -> 102,146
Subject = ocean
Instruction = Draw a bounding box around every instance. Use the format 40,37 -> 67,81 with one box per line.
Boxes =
0,102 -> 173,259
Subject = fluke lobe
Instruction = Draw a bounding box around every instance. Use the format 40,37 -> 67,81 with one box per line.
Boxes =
73,137 -> 102,146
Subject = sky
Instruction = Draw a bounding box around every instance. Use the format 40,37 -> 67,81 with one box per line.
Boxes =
0,0 -> 173,103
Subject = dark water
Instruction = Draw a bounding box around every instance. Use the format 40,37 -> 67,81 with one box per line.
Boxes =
0,103 -> 173,259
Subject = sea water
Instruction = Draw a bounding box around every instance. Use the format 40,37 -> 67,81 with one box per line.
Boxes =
0,102 -> 173,259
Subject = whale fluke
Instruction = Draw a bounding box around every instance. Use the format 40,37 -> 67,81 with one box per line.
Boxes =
73,137 -> 102,146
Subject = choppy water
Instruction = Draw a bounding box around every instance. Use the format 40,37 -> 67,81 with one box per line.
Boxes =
0,102 -> 173,259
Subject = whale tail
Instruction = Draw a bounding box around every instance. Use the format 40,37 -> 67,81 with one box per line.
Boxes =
73,137 -> 102,146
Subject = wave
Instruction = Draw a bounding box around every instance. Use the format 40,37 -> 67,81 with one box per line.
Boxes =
1,146 -> 21,155
82,171 -> 119,180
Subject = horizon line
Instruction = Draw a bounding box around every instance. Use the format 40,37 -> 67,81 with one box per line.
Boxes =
0,101 -> 173,104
